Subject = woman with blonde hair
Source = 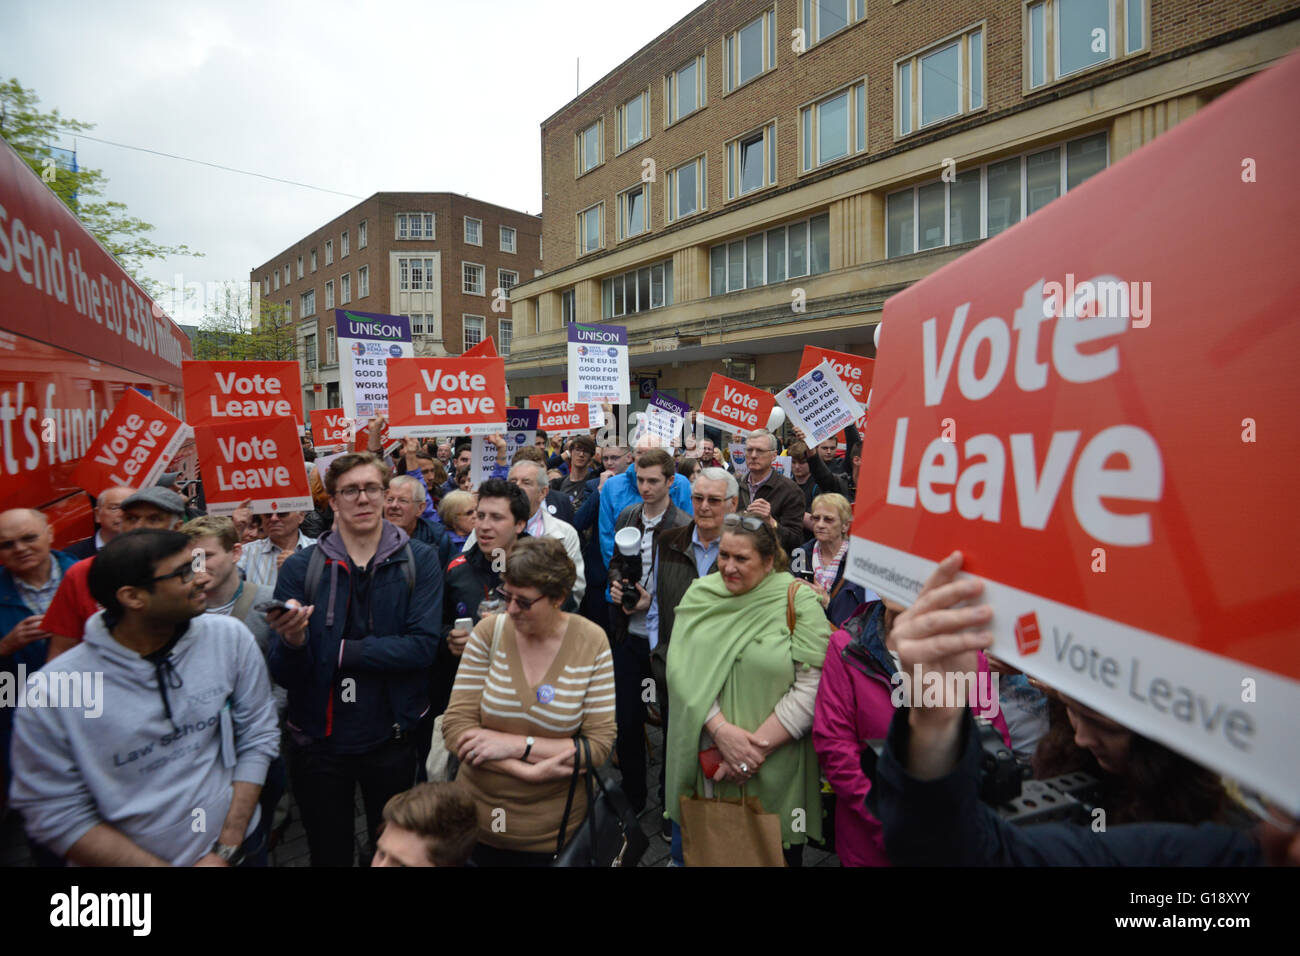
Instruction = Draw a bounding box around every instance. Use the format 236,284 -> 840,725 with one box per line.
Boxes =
793,492 -> 870,626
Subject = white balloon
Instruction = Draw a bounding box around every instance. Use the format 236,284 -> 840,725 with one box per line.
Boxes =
873,322 -> 882,349
766,406 -> 786,431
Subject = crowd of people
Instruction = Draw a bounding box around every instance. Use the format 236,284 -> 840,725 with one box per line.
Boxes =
0,408 -> 1294,868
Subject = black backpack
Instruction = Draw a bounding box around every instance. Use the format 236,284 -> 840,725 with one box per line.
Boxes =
302,542 -> 416,599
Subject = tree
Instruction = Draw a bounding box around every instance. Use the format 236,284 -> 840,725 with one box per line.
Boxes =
0,78 -> 200,295
194,281 -> 299,361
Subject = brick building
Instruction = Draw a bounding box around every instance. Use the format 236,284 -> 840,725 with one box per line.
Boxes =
507,0 -> 1300,411
250,192 -> 541,411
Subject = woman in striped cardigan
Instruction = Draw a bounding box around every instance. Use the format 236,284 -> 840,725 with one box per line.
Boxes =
442,537 -> 616,866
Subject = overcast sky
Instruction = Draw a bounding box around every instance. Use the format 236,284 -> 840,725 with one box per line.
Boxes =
1,0 -> 702,323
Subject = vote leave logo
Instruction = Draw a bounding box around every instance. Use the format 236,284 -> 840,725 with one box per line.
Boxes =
1015,613 -> 1042,656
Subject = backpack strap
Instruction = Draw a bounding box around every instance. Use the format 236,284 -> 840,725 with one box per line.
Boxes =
303,546 -> 326,603
231,582 -> 260,624
403,543 -> 416,591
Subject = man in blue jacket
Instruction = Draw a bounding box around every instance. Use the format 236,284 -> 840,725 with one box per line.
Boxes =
268,452 -> 443,867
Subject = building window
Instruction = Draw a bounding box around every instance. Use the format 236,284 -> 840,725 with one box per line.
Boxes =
341,273 -> 351,304
341,231 -> 349,257
310,250 -> 318,272
358,219 -> 368,248
301,290 -> 316,317
283,265 -> 290,285
666,155 -> 706,223
397,212 -> 435,240
500,225 -> 516,253
801,81 -> 866,172
274,272 -> 280,291
463,315 -> 484,352
617,90 -> 649,152
325,280 -> 334,310
304,333 -> 317,371
463,262 -> 485,295
897,25 -> 984,136
602,259 -> 674,318
800,0 -> 866,48
326,327 -> 337,364
262,276 -> 269,295
709,213 -> 831,295
577,203 -> 603,255
617,183 -> 649,240
1027,0 -> 1146,89
399,257 -> 437,292
726,9 -> 776,92
464,217 -> 482,246
497,269 -> 518,295
727,122 -> 777,200
561,289 -> 576,325
498,318 -> 513,356
407,313 -> 430,335
885,131 -> 1109,258
665,53 -> 706,125
284,299 -> 291,320
325,240 -> 334,265
297,256 -> 304,279
577,119 -> 603,175
358,266 -> 369,298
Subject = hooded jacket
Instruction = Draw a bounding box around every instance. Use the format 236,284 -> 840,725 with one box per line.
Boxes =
269,521 -> 442,746
8,610 -> 280,865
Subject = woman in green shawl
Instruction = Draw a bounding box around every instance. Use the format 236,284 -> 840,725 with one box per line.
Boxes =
665,513 -> 832,866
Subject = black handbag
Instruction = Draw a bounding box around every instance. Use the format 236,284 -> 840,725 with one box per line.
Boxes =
553,736 -> 649,867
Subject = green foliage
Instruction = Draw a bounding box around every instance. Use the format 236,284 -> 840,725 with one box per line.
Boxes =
194,282 -> 299,361
0,77 -> 200,292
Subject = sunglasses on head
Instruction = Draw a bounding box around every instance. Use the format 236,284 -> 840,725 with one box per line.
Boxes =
722,513 -> 764,532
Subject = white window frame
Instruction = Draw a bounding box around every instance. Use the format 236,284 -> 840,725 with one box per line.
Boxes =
798,0 -> 867,51
601,259 -> 674,319
464,217 -> 483,246
577,119 -> 604,176
274,272 -> 280,291
325,240 -> 334,266
462,314 -> 485,353
310,250 -> 317,272
665,52 -> 707,127
462,261 -> 485,296
896,24 -> 986,137
284,299 -> 291,320
709,212 -> 831,295
283,265 -> 290,285
884,130 -> 1110,258
666,155 -> 707,224
800,80 -> 867,173
500,225 -> 516,253
297,256 -> 303,279
497,269 -> 519,293
617,89 -> 650,154
341,272 -> 351,304
326,327 -> 337,364
358,219 -> 368,249
396,212 -> 435,240
325,279 -> 334,310
358,265 -> 369,298
1024,0 -> 1147,91
577,203 -> 604,256
304,332 -> 317,371
399,257 -> 437,293
498,318 -> 513,356
561,289 -> 576,325
725,8 -> 777,93
341,230 -> 349,257
616,182 -> 650,241
301,289 -> 316,317
726,121 -> 778,200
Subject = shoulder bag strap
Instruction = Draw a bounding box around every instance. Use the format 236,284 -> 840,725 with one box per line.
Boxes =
787,579 -> 805,633
230,583 -> 259,623
555,736 -> 582,858
580,736 -> 598,865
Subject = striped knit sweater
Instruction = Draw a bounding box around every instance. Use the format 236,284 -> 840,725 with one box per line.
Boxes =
442,612 -> 616,853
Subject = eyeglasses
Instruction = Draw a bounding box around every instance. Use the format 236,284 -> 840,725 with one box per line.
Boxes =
745,446 -> 774,456
385,496 -> 416,508
722,513 -> 764,532
337,484 -> 385,501
494,586 -> 543,611
691,494 -> 728,506
0,533 -> 42,551
152,563 -> 196,584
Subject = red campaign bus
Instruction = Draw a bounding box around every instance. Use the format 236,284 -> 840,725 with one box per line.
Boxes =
0,137 -> 193,547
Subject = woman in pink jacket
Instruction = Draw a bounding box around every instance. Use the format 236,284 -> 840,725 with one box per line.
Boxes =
813,600 -> 1009,866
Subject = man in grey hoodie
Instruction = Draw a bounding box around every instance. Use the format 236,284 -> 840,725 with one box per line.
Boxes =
8,529 -> 280,866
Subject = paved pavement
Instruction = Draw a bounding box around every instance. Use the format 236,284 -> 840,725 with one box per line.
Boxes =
3,722 -> 840,867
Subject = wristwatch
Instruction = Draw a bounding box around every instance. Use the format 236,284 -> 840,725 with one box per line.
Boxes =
213,841 -> 246,867
522,736 -> 536,761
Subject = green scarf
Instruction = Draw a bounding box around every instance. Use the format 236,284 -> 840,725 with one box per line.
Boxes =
665,570 -> 831,844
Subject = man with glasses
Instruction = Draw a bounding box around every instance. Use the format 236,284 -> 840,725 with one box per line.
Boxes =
64,485 -> 133,559
384,475 -> 453,569
598,445 -> 633,490
267,452 -> 443,866
238,509 -> 315,590
0,509 -> 78,812
431,479 -> 531,718
9,528 -> 280,866
737,428 -> 806,553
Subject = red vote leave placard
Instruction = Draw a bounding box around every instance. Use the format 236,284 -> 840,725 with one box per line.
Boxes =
72,388 -> 190,494
386,356 -> 506,437
845,51 -> 1300,812
310,408 -> 353,451
798,346 -> 874,438
697,374 -> 775,435
462,337 -> 499,358
182,360 -> 304,431
195,417 -> 312,515
530,393 -> 590,436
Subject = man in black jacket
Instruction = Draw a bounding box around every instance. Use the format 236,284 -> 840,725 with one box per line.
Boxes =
736,428 -> 806,554
268,452 -> 442,867
428,479 -> 529,718
63,486 -> 132,560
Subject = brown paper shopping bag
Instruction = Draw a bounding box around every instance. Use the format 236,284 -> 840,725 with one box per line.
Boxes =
679,793 -> 786,867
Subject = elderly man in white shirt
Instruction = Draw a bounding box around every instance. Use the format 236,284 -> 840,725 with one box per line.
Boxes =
237,510 -> 315,589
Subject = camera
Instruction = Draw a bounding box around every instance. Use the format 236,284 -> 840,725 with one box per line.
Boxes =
614,526 -> 644,612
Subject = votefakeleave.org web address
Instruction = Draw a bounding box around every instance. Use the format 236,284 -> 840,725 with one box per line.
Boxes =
854,556 -> 924,598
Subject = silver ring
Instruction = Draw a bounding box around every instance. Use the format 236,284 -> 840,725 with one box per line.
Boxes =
740,762 -> 749,773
